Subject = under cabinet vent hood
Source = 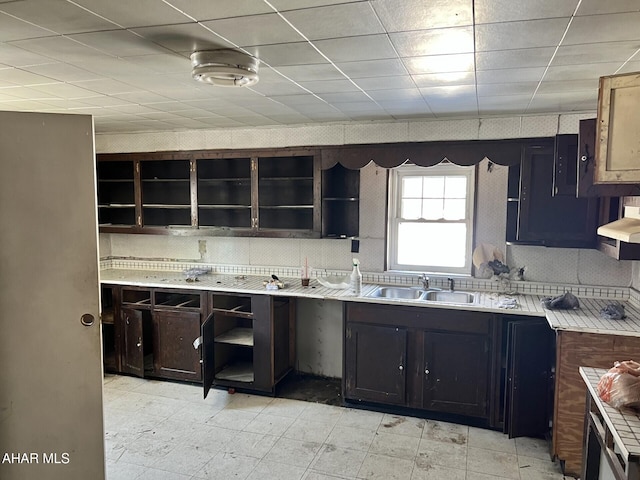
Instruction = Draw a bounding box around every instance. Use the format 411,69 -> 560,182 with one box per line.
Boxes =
598,206 -> 640,243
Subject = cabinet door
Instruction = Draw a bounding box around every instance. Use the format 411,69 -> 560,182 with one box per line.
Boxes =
504,319 -> 554,439
153,310 -> 202,382
595,71 -> 640,184
121,307 -> 144,377
577,119 -> 638,198
423,331 -> 489,418
553,134 -> 578,196
518,143 -> 598,247
202,312 -> 215,399
345,322 -> 407,405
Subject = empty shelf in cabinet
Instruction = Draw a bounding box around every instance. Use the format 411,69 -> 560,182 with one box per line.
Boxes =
216,362 -> 254,383
123,298 -> 151,305
176,299 -> 200,308
212,305 -> 253,318
214,328 -> 253,346
101,310 -> 115,324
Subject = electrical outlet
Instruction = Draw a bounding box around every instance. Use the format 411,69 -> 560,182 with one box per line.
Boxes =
351,239 -> 360,253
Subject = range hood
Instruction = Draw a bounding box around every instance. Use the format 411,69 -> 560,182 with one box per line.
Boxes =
597,206 -> 640,243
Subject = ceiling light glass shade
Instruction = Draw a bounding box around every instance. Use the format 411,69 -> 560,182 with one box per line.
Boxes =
191,50 -> 259,87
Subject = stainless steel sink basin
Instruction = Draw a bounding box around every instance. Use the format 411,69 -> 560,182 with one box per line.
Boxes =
368,286 -> 425,300
423,290 -> 476,303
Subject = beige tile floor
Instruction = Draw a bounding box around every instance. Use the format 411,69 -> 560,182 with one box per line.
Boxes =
104,374 -> 577,480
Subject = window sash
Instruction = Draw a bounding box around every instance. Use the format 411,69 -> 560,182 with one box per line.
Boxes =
388,163 -> 475,274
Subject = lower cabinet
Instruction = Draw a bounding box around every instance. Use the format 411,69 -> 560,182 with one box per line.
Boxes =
344,302 -> 555,432
344,323 -> 407,405
153,310 -> 202,382
344,302 -> 493,421
201,293 -> 294,397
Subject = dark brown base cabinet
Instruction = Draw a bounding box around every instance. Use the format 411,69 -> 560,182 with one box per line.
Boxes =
102,285 -> 204,382
201,293 -> 295,397
343,303 -> 554,435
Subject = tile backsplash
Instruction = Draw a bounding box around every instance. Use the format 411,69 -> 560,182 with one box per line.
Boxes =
97,112 -> 633,289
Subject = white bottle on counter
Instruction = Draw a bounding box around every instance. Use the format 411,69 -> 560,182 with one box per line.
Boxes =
351,258 -> 362,295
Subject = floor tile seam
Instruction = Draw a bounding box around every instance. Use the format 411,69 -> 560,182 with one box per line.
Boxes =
467,443 -> 518,455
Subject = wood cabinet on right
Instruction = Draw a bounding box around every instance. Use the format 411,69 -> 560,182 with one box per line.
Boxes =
595,71 -> 640,184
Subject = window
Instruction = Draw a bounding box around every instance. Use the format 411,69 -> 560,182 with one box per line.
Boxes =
388,162 -> 475,274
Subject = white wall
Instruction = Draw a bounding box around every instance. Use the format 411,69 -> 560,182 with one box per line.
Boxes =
97,113 -> 632,286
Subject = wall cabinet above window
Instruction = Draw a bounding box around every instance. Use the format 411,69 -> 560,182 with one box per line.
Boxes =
97,149 -> 349,238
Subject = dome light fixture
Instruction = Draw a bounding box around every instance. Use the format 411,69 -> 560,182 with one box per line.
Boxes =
190,49 -> 259,87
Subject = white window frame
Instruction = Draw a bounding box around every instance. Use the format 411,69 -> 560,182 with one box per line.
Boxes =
388,162 -> 476,275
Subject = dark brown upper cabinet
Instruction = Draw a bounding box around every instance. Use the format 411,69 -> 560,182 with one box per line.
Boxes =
322,163 -> 360,238
507,138 -> 599,248
577,118 -> 639,198
97,149 -> 337,238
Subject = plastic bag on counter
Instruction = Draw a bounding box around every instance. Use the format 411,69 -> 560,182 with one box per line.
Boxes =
597,361 -> 640,410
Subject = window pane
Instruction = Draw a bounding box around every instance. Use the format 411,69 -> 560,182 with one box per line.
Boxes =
401,199 -> 422,219
444,176 -> 467,198
397,222 -> 467,267
422,199 -> 443,220
402,177 -> 423,198
423,176 -> 444,198
443,199 -> 466,220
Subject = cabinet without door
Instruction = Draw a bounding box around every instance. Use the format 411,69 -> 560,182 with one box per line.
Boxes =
201,292 -> 294,396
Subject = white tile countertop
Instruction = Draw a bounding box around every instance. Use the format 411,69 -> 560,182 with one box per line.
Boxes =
99,264 -> 640,338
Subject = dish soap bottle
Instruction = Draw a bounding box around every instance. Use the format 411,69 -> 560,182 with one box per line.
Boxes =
350,258 -> 362,295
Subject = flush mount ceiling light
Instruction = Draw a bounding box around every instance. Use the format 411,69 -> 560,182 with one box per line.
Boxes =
190,49 -> 259,87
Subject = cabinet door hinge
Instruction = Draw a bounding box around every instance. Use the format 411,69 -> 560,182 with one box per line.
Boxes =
346,327 -> 351,339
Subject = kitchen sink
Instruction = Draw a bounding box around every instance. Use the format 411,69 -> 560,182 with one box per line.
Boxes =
423,290 -> 476,304
368,286 -> 426,300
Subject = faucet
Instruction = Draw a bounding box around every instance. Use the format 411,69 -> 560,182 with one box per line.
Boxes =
447,278 -> 455,291
420,273 -> 430,289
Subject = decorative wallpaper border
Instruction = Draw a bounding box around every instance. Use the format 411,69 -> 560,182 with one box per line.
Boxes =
100,257 -> 631,300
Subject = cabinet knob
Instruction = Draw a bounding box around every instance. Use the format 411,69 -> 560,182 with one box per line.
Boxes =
136,337 -> 142,348
425,369 -> 430,375
398,365 -> 403,371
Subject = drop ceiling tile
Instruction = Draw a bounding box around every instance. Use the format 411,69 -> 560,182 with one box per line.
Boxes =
378,99 -> 432,115
0,86 -> 56,99
0,12 -> 55,42
299,79 -> 361,94
269,0 -> 357,10
264,113 -> 312,124
164,0 -> 274,21
69,30 -> 168,57
0,99 -> 59,111
105,104 -> 167,115
22,63 -> 104,82
475,48 -> 555,70
478,95 -> 531,114
412,71 -> 476,87
474,0 -> 576,23
0,90 -> 20,101
111,92 -> 174,104
373,0 -> 472,31
577,0 -> 640,16
527,91 -> 597,112
403,53 -> 474,74
563,12 -> 640,45
0,68 -> 58,86
553,42 -> 640,66
476,67 -> 546,84
272,63 -> 343,82
475,18 -> 570,52
268,94 -> 327,106
243,42 -> 326,66
249,81 -> 309,96
131,23 -> 234,53
420,84 -> 476,99
477,82 -> 538,97
536,79 -> 599,93
618,61 -> 640,73
202,14 -> 302,47
0,0 -> 118,34
74,95 -> 131,107
281,3 -> 384,40
317,91 -> 371,103
9,36 -> 112,63
30,82 -> 101,99
0,43 -> 57,67
354,75 -> 416,91
367,88 -> 425,101
544,62 -> 624,81
335,59 -> 408,78
72,79 -> 143,95
72,0 -> 191,28
313,35 -> 397,62
141,101 -> 192,112
121,54 -> 190,74
334,101 -> 386,113
390,26 -> 474,56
